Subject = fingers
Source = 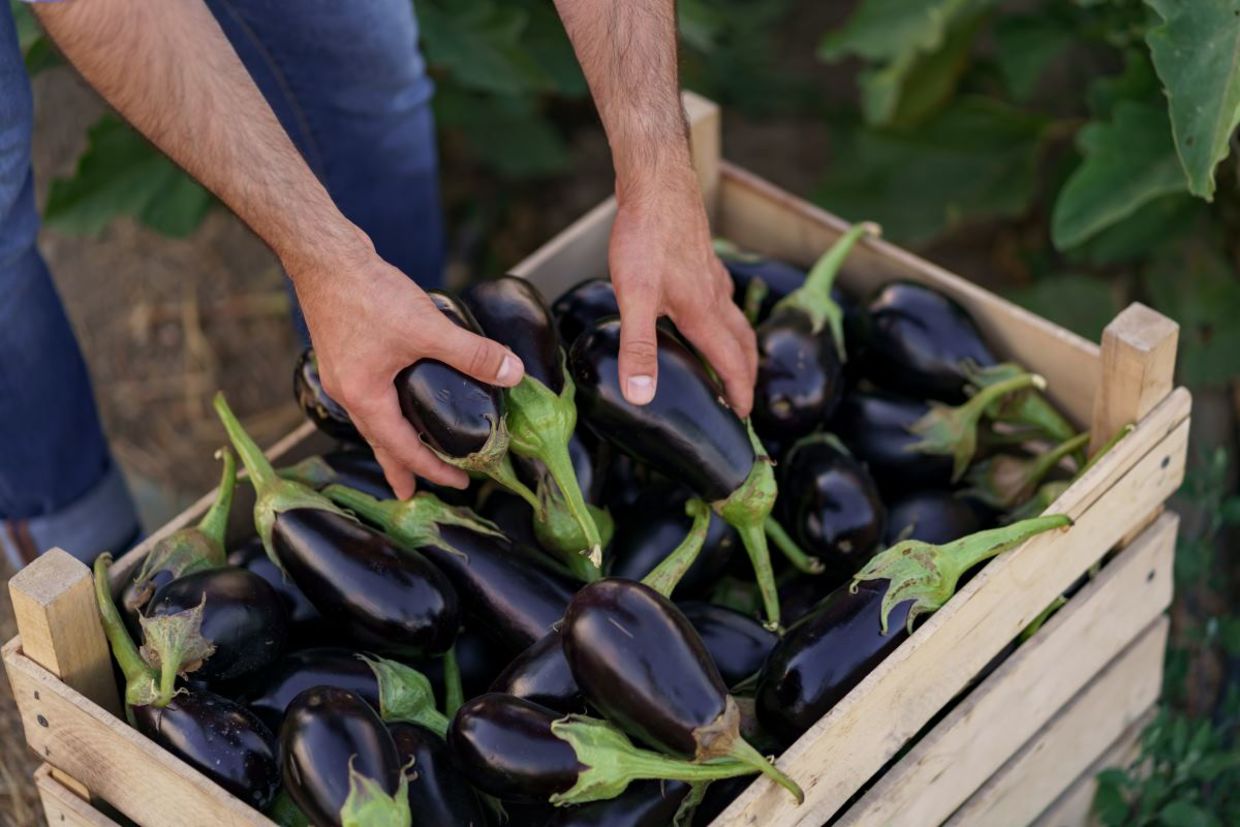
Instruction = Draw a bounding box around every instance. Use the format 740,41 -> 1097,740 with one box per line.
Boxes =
614,286 -> 660,405
346,386 -> 470,494
678,299 -> 758,417
422,322 -> 524,388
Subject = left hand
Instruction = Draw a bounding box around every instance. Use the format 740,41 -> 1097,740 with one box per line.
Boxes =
608,163 -> 758,416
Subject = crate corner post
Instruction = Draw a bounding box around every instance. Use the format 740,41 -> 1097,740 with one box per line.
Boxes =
1089,302 -> 1180,454
682,90 -> 722,220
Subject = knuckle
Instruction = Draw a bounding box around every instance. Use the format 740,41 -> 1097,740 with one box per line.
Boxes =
466,339 -> 497,377
623,336 -> 659,365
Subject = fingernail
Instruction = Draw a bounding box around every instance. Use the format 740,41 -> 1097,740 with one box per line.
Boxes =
626,375 -> 655,405
496,355 -> 519,384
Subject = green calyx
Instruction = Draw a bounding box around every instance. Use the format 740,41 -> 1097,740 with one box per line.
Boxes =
360,654 -> 449,738
906,371 -> 1047,481
642,499 -> 712,598
964,432 -> 1089,511
138,600 -> 216,707
277,455 -> 340,489
741,278 -> 769,327
504,360 -> 602,567
715,433 -> 781,629
339,759 -> 411,827
323,485 -> 503,561
1002,424 -> 1133,524
442,645 -> 464,718
965,362 -> 1077,449
851,514 -> 1073,634
530,466 -> 609,581
92,555 -> 161,708
265,788 -> 310,827
548,715 -> 800,807
213,392 -> 353,569
772,221 -> 879,358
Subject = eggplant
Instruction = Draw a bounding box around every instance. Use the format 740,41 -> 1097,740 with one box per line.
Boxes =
545,780 -> 691,827
476,489 -> 542,550
388,722 -> 488,827
776,569 -> 852,627
215,393 -> 460,657
606,486 -> 738,599
464,276 -> 603,566
884,490 -> 988,545
322,487 -> 579,654
145,566 -> 288,684
278,449 -> 395,501
776,435 -> 886,577
227,537 -> 324,643
449,694 -> 770,806
751,224 -> 875,444
679,602 -> 778,688
489,629 -> 582,713
691,776 -> 752,826
245,648 -> 380,731
863,281 -> 997,402
294,348 -> 363,443
561,579 -> 802,800
963,432 -> 1087,511
432,625 -> 509,702
551,278 -> 619,352
571,319 -> 810,626
280,687 -> 409,827
831,390 -> 954,494
715,239 -> 811,324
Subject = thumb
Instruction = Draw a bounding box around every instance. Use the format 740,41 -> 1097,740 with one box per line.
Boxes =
424,320 -> 524,388
617,291 -> 659,406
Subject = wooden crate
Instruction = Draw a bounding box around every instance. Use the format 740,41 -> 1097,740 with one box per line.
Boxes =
2,94 -> 1188,827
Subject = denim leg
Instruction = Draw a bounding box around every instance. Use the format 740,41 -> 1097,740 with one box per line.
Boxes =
204,0 -> 446,340
0,6 -> 138,567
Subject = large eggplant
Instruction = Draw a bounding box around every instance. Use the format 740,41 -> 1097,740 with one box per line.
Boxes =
679,602 -> 778,688
751,224 -> 875,443
884,490 -> 990,546
571,319 -> 811,626
322,487 -> 579,654
489,629 -> 582,713
831,390 -> 954,494
227,537 -> 324,643
294,347 -> 362,443
716,240 -> 810,324
214,393 -> 459,657
281,687 -> 409,827
545,780 -> 691,827
278,448 -> 395,501
776,435 -> 886,577
561,579 -> 801,800
551,278 -> 619,352
388,722 -> 488,827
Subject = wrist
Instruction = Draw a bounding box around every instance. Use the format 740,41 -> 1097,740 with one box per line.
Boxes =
614,150 -> 700,210
278,219 -> 376,290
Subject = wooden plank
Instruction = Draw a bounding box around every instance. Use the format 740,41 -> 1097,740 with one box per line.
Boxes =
1089,303 -> 1180,454
714,163 -> 1101,426
713,391 -> 1189,827
836,512 -> 1177,827
3,639 -> 272,827
34,765 -> 118,827
949,619 -> 1168,827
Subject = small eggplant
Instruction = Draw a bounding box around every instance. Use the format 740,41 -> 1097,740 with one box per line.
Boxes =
227,537 -> 324,643
476,488 -> 542,550
280,687 -> 409,827
278,449 -> 395,501
449,694 -> 774,806
831,390 -> 953,494
751,224 -> 876,443
963,432 -> 1087,511
715,239 -> 810,324
884,490 -> 989,546
215,393 -> 460,657
464,276 -> 603,565
551,278 -> 620,354
389,722 -> 488,827
322,487 -> 579,654
776,435 -> 886,577
571,319 -> 811,627
145,566 -> 288,684
561,580 -> 802,800
489,629 -> 582,713
545,780 -> 691,827
679,602 -> 778,689
294,348 -> 362,443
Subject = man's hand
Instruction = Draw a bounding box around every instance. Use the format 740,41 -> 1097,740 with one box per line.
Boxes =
293,246 -> 524,499
609,166 -> 757,415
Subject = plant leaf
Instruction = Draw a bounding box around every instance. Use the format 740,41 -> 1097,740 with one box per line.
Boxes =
1144,0 -> 1240,200
993,12 -> 1076,101
418,1 -> 553,96
1005,274 -> 1118,341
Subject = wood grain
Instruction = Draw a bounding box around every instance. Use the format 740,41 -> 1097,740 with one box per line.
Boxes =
1089,303 -> 1180,454
34,765 -> 118,827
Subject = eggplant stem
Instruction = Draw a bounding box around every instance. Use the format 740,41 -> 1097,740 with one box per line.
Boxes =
196,448 -> 237,549
487,453 -> 543,512
741,277 -> 769,326
1083,423 -> 1134,474
764,518 -> 823,575
442,645 -> 464,718
724,736 -> 804,804
642,499 -> 712,598
156,650 -> 179,707
774,221 -> 878,353
324,484 -> 398,524
92,555 -> 158,704
732,519 -> 781,631
212,392 -> 277,493
539,444 -> 603,566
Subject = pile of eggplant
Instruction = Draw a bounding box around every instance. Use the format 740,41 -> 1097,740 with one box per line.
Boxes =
98,224 -> 1098,827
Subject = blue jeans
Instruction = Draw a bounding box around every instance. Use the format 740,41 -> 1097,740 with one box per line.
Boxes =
0,0 -> 444,567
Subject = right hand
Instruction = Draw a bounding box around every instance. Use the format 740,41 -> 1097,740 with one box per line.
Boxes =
292,241 -> 525,499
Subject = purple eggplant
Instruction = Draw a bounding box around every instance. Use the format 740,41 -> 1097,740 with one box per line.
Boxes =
551,278 -> 619,352
489,629 -> 582,714
245,648 -> 379,731
545,780 -> 691,827
679,602 -> 778,688
278,448 -> 395,501
884,490 -> 990,545
389,722 -> 488,827
294,347 -> 362,443
227,537 -> 324,643
831,390 -> 954,494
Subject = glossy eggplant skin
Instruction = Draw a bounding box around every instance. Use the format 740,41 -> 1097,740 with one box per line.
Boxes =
417,523 -> 578,655
571,320 -> 753,503
132,687 -> 279,809
776,438 -> 886,577
884,490 -> 989,545
720,253 -> 807,322
546,780 -> 691,827
864,282 -> 996,402
294,348 -> 362,443
679,602 -> 777,688
146,567 -> 288,684
227,538 -> 324,644
776,570 -> 851,628
465,275 -> 564,394
552,279 -> 620,353
272,508 -> 459,656
243,648 -> 379,732
281,687 -> 402,827
389,722 -> 488,827
752,306 -> 845,443
606,487 -> 737,599
449,694 -> 584,803
756,582 -> 913,746
489,630 -> 583,714
563,579 -> 729,756
477,489 -> 542,550
314,450 -> 395,500
395,291 -> 504,459
831,390 -> 954,495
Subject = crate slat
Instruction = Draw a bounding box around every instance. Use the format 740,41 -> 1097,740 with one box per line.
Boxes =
1089,304 -> 1180,454
835,512 -> 1176,826
34,765 -> 118,827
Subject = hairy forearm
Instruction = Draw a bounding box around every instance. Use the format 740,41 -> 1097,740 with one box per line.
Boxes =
34,0 -> 368,278
553,0 -> 692,199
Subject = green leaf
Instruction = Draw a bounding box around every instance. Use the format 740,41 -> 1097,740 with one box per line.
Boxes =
1144,0 -> 1240,200
1088,51 -> 1160,119
44,115 -> 212,237
434,90 -> 570,179
1068,193 -> 1206,265
1051,101 -> 1187,250
1005,275 -> 1119,342
1159,800 -> 1221,827
862,11 -> 982,127
418,1 -> 553,96
816,98 -> 1048,244
993,13 -> 1076,101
